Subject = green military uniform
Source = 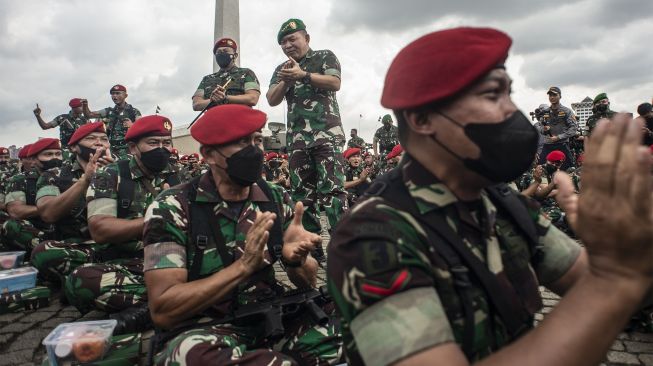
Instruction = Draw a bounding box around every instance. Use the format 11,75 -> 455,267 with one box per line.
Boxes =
50,111 -> 89,147
586,109 -> 616,136
142,172 -> 342,365
270,47 -> 346,234
345,164 -> 371,208
0,286 -> 51,315
195,66 -> 260,101
0,162 -> 19,230
327,155 -> 581,365
374,116 -> 399,171
98,104 -> 142,158
64,157 -> 178,314
347,136 -> 366,149
179,164 -> 203,183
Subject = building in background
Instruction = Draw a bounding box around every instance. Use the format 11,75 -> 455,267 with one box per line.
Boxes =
572,96 -> 593,132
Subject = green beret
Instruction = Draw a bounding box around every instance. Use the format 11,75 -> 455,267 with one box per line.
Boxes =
593,92 -> 608,104
381,114 -> 393,124
277,18 -> 306,44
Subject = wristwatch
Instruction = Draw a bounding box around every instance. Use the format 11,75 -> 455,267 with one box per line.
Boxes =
301,71 -> 312,84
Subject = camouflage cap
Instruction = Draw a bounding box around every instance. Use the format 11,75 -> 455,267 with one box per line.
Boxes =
593,92 -> 608,104
381,114 -> 393,124
277,18 -> 306,44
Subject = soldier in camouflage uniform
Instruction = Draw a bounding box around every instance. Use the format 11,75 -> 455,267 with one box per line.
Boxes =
380,144 -> 403,175
347,128 -> 366,149
64,115 -> 180,315
585,92 -> 616,136
328,27 -> 653,365
373,114 -> 399,162
2,139 -> 63,252
144,105 -> 342,365
0,146 -> 17,228
192,38 -> 261,110
82,84 -> 142,158
343,148 -> 371,208
33,98 -> 89,148
30,122 -> 115,283
179,153 -> 203,183
267,18 -> 347,235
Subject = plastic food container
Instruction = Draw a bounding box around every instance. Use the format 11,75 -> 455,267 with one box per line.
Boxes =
0,251 -> 26,269
0,266 -> 37,294
42,320 -> 117,365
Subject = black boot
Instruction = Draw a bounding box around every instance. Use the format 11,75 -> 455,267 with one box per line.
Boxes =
110,303 -> 153,335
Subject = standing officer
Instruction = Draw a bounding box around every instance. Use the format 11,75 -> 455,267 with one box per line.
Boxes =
143,104 -> 342,365
536,87 -> 577,170
373,114 -> 400,159
266,18 -> 346,235
347,128 -> 366,149
327,27 -> 653,366
192,38 -> 260,110
33,98 -> 89,148
585,92 -> 616,135
82,84 -> 142,158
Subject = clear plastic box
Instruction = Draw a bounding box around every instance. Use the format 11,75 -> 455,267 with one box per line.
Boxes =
42,320 -> 117,365
0,251 -> 26,269
0,266 -> 37,293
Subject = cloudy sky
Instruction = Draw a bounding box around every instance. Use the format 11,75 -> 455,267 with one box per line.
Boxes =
1,0 -> 652,148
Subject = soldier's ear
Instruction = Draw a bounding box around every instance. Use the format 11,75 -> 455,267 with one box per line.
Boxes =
404,110 -> 436,136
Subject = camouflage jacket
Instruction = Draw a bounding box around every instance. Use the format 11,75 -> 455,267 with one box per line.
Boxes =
142,172 -> 294,314
373,125 -> 399,153
0,163 -> 19,204
86,157 -> 178,249
35,159 -> 88,239
347,136 -> 366,149
4,168 -> 41,206
195,66 -> 260,100
585,109 -> 616,136
270,48 -> 344,150
51,111 -> 89,147
345,164 -> 372,198
327,155 -> 581,365
179,165 -> 203,183
98,104 -> 142,150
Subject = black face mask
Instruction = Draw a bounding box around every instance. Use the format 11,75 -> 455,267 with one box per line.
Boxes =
139,147 -> 170,173
77,145 -> 97,162
596,104 -> 609,113
432,110 -> 539,183
215,53 -> 234,68
40,158 -> 63,171
218,145 -> 264,187
269,160 -> 281,169
0,160 -> 7,165
544,163 -> 558,176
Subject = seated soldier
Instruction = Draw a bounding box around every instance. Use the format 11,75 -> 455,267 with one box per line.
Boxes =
381,144 -> 403,174
328,27 -> 653,366
343,147 -> 371,207
64,116 -> 181,324
31,122 -> 115,282
2,139 -> 63,252
143,105 -> 343,365
0,146 -> 17,226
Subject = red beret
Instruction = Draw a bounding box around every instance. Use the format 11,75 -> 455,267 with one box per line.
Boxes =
213,38 -> 238,53
67,122 -> 107,146
110,84 -> 127,93
189,153 -> 199,159
18,144 -> 32,159
0,147 -> 8,155
125,115 -> 173,142
266,152 -> 279,161
546,150 -> 566,162
69,98 -> 82,108
28,138 -> 61,157
343,148 -> 361,159
171,148 -> 179,155
386,144 -> 404,160
381,27 -> 512,109
180,155 -> 188,161
281,153 -> 288,159
191,105 -> 266,146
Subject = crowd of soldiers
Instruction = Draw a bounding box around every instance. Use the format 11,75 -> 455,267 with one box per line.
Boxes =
1,20 -> 653,366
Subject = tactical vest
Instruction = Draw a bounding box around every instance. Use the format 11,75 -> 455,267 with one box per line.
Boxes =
52,164 -> 87,233
107,105 -> 138,141
116,160 -> 180,219
25,174 -> 56,237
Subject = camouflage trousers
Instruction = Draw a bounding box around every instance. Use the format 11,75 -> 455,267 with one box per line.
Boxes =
30,238 -> 98,282
154,304 -> 343,365
64,258 -> 146,314
1,218 -> 45,252
0,286 -> 51,314
289,142 -> 347,235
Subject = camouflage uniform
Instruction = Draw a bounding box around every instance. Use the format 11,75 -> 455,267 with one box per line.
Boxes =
270,48 -> 347,234
327,155 -> 581,365
0,286 -> 51,315
585,109 -> 616,136
50,111 -> 89,147
345,164 -> 371,208
179,164 -> 202,183
143,172 -> 343,365
347,136 -> 366,149
98,104 -> 142,158
374,123 -> 399,169
0,162 -> 19,230
64,157 -> 178,314
195,66 -> 260,101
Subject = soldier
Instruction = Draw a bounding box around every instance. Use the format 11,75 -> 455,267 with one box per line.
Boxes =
179,152 -> 202,182
64,115 -> 180,320
0,147 -> 15,215
267,18 -> 347,235
30,122 -> 115,282
347,128 -> 366,149
82,84 -> 142,158
143,104 -> 342,365
637,102 -> 653,146
381,144 -> 403,174
33,98 -> 89,148
536,87 -> 577,170
2,138 -> 62,251
343,147 -> 370,207
192,38 -> 261,110
361,152 -> 379,181
327,27 -> 653,365
585,92 -> 616,136
373,114 -> 399,158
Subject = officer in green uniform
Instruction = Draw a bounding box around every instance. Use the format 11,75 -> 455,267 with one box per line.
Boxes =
33,98 -> 89,148
343,147 -> 371,207
373,114 -> 399,159
0,146 -> 17,222
143,104 -> 342,365
30,122 -> 115,282
585,92 -> 616,136
327,27 -> 653,365
192,38 -> 261,110
2,139 -> 62,252
179,153 -> 202,182
82,84 -> 142,158
64,115 -> 180,317
267,18 -> 347,235
347,128 -> 366,149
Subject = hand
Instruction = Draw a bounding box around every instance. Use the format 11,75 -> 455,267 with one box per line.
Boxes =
532,165 -> 544,182
97,149 -> 114,167
82,149 -> 104,182
240,211 -> 276,275
553,171 -> 578,232
543,125 -> 551,132
283,202 -> 322,249
122,118 -> 133,128
576,114 -> 653,282
210,86 -> 226,104
281,240 -> 314,265
360,167 -> 370,180
33,103 -> 41,116
276,57 -> 305,83
550,135 -> 560,142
